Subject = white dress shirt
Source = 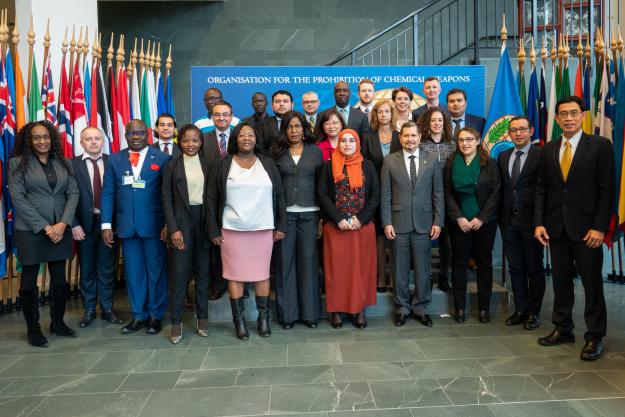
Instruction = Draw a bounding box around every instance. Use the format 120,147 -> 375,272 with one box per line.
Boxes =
158,140 -> 174,154
559,129 -> 583,162
403,148 -> 419,178
82,152 -> 104,214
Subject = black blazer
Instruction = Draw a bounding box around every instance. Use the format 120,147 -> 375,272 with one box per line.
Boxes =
361,131 -> 402,175
444,156 -> 501,223
317,159 -> 380,226
242,113 -> 268,130
259,116 -> 281,154
151,141 -> 181,157
71,154 -> 109,232
464,113 -> 487,136
534,133 -> 614,240
162,153 -> 212,247
206,154 -> 287,239
497,145 -> 541,229
202,130 -> 223,165
412,103 -> 449,120
274,144 -> 323,208
322,106 -> 371,139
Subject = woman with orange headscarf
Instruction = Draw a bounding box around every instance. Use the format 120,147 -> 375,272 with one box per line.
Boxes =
317,129 -> 380,329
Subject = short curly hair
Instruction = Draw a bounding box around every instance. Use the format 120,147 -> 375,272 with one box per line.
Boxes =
13,120 -> 71,173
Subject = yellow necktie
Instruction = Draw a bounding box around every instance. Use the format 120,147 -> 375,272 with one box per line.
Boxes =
560,139 -> 572,181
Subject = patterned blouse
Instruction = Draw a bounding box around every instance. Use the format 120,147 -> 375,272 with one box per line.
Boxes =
335,169 -> 366,217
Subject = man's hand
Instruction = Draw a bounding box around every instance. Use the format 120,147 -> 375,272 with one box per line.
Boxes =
384,225 -> 396,240
102,229 -> 114,248
430,225 -> 441,240
72,225 -> 86,241
583,229 -> 605,249
171,231 -> 185,251
534,226 -> 549,246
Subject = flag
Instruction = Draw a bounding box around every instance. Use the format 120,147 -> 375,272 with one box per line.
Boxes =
106,63 -> 120,153
2,51 -> 15,266
130,67 -> 141,120
526,66 -> 540,143
140,69 -> 153,143
156,69 -> 166,117
27,58 -> 43,121
582,60 -> 593,134
0,54 -> 15,276
546,60 -> 558,142
83,61 -> 91,119
560,60 -> 571,98
116,66 -> 130,149
165,71 -> 175,117
616,54 -> 625,231
147,67 -> 158,132
573,58 -> 583,99
70,60 -> 88,156
592,56 -> 604,130
596,58 -> 613,140
483,47 -> 524,158
518,68 -> 527,115
13,49 -> 27,130
538,64 -> 547,144
57,55 -> 73,157
41,54 -> 56,124
93,62 -> 112,154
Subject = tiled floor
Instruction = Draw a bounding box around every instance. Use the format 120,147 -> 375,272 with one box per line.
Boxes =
0,277 -> 624,417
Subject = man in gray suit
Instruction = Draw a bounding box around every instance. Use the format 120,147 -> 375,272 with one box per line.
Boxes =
381,121 -> 444,327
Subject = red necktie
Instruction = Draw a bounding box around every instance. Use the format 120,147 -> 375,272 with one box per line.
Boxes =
129,152 -> 140,167
89,158 -> 102,210
162,143 -> 170,155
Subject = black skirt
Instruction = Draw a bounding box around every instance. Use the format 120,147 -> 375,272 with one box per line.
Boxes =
14,228 -> 73,266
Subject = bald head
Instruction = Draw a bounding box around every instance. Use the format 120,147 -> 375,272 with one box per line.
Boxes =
80,127 -> 104,157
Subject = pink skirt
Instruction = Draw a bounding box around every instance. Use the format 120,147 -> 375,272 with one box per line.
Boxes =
221,229 -> 274,282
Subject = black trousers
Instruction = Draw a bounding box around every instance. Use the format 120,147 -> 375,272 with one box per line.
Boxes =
549,233 -> 607,342
275,211 -> 322,323
21,260 -> 67,291
501,225 -> 545,315
168,205 -> 210,324
448,220 -> 497,311
437,226 -> 450,281
77,214 -> 117,312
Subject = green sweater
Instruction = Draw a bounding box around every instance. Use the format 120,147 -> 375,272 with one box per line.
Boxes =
451,153 -> 480,220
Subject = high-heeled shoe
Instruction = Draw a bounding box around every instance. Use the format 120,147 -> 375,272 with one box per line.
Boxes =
330,312 -> 343,329
170,323 -> 182,344
353,310 -> 367,329
196,318 -> 209,337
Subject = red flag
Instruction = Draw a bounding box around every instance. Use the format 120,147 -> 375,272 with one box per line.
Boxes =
107,64 -> 119,153
574,61 -> 583,99
57,56 -> 73,157
89,61 -> 99,128
116,66 -> 130,149
70,60 -> 88,156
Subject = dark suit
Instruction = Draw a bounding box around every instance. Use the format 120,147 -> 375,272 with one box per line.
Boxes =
151,141 -> 181,157
412,103 -> 449,120
259,116 -> 281,154
444,156 -> 501,311
463,113 -> 486,136
361,131 -> 402,175
71,155 -> 117,313
162,154 -> 212,324
242,113 -> 268,130
497,145 -> 545,316
380,150 -> 444,315
202,130 -> 224,164
274,144 -> 323,324
534,133 -> 614,342
323,106 -> 371,139
101,147 -> 171,321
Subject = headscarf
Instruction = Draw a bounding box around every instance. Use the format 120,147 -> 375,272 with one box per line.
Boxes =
331,128 -> 364,190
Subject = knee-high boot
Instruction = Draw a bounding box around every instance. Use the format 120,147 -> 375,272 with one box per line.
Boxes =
229,297 -> 249,340
49,285 -> 76,337
20,289 -> 49,347
256,295 -> 271,337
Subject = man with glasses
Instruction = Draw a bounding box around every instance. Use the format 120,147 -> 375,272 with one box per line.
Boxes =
301,91 -> 320,138
497,116 -> 545,331
323,81 -> 369,139
195,87 -> 240,134
534,96 -> 614,361
101,119 -> 171,335
446,88 -> 486,136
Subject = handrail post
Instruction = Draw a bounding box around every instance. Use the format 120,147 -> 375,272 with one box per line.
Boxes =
473,0 -> 480,64
351,52 -> 356,66
413,13 -> 419,65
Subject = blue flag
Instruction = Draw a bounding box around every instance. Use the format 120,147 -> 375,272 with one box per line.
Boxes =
527,67 -> 540,143
156,72 -> 167,117
483,48 -> 524,159
165,73 -> 175,118
83,62 -> 91,118
538,66 -> 547,143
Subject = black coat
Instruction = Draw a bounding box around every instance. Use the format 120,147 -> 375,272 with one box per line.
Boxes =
361,131 -> 402,175
202,130 -> 224,165
71,154 -> 109,232
151,141 -> 181,157
274,144 -> 323,208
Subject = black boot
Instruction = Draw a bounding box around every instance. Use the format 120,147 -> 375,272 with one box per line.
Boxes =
20,290 -> 48,347
229,297 -> 249,340
49,285 -> 76,337
255,295 -> 271,337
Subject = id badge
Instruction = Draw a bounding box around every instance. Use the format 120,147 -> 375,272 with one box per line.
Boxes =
122,175 -> 134,185
132,180 -> 146,189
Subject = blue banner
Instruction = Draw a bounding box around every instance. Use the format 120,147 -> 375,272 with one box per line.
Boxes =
190,66 -> 485,122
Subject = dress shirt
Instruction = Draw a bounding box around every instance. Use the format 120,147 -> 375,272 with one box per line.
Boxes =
336,106 -> 350,124
558,129 -> 583,162
507,142 -> 531,176
82,153 -> 104,213
358,104 -> 374,118
451,114 -> 465,129
403,148 -> 419,178
183,154 -> 205,205
215,127 -> 231,148
158,140 -> 174,155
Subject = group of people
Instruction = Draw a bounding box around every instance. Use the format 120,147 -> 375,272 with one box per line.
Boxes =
8,76 -> 613,362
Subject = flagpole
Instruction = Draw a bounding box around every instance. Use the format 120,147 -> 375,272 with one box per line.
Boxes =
82,27 -> 89,74
41,18 -> 50,92
26,15 -> 34,99
129,38 -> 137,90
107,34 -> 114,72
116,34 -> 124,80
68,26 -> 76,93
156,42 -> 161,86
0,10 -> 7,59
611,29 -> 619,81
139,38 -> 144,92
165,44 -> 172,92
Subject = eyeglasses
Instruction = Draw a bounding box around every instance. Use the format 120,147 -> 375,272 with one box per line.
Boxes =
323,120 -> 341,127
287,124 -> 303,130
125,130 -> 147,137
302,100 -> 319,105
212,113 -> 231,118
557,110 -> 582,118
457,137 -> 476,143
508,127 -> 529,134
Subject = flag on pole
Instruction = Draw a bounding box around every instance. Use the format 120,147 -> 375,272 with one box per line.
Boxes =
94,62 -> 112,154
83,61 -> 91,119
57,55 -> 73,157
106,63 -> 120,153
616,54 -> 625,231
596,58 -> 614,140
116,65 -> 130,149
527,66 -> 540,143
0,55 -> 15,277
27,58 -> 43,121
41,54 -> 56,124
140,69 -> 153,143
130,67 -> 141,120
13,49 -> 27,130
546,60 -> 558,142
70,60 -> 88,156
483,47 -> 524,158
147,67 -> 158,131
156,69 -> 166,117
2,51 -> 16,264
165,71 -> 175,117
582,60 -> 593,134
573,58 -> 583,99
518,68 -> 527,115
538,64 -> 547,144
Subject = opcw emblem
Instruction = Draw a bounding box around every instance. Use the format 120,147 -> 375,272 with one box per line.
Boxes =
482,115 -> 515,159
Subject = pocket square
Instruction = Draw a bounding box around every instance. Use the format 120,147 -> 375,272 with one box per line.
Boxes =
150,164 -> 161,171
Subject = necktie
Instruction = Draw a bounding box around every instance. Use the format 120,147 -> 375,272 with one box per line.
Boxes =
364,107 -> 369,114
277,118 -> 281,131
340,108 -> 348,124
219,132 -> 227,158
453,119 -> 462,137
89,158 -> 102,210
129,152 -> 140,167
409,155 -> 417,190
560,139 -> 572,181
162,143 -> 170,155
510,150 -> 523,187
309,115 -> 316,130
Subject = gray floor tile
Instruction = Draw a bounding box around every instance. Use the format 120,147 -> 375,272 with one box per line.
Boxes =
404,359 -> 489,378
175,369 -> 238,389
330,409 -> 412,417
118,371 -> 181,391
581,398 -> 625,417
479,355 -> 565,375
201,344 -> 287,369
487,401 -> 588,417
248,330 -> 309,345
0,395 -> 46,417
0,373 -> 127,396
270,382 -> 374,413
288,343 -> 343,366
597,370 -> 625,392
306,329 -> 355,343
453,324 -> 518,337
332,362 -> 409,382
80,335 -> 192,351
138,386 -> 270,417
28,392 -> 150,417
531,371 -> 625,399
546,352 -> 625,372
441,375 -> 553,405
0,352 -> 104,377
0,356 -> 22,374
409,405 -> 496,417
236,364 -> 333,386
493,335 -> 573,356
89,349 -> 208,373
339,340 -> 424,363
368,378 -> 451,408
416,337 -> 510,360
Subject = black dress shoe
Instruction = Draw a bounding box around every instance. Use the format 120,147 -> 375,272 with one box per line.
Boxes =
304,321 -> 318,329
454,309 -> 465,323
478,310 -> 490,324
524,315 -> 540,330
580,340 -> 604,361
394,313 -> 408,327
414,313 -> 433,327
437,281 -> 451,293
101,310 -> 124,325
353,311 -> 367,329
79,310 -> 96,328
208,287 -> 227,301
281,322 -> 294,330
505,312 -> 527,326
50,321 -> 77,337
146,318 -> 162,334
330,313 -> 343,329
121,319 -> 146,334
538,329 -> 575,346
377,286 -> 387,293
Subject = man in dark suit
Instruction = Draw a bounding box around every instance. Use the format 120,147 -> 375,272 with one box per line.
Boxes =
412,76 -> 449,119
259,90 -> 294,153
534,96 -> 614,361
242,92 -> 268,129
381,122 -> 444,328
101,119 -> 171,335
202,101 -> 233,164
355,79 -> 375,120
446,88 -> 486,136
323,81 -> 370,139
72,127 -> 123,328
151,113 -> 180,157
498,116 -> 545,331
302,91 -> 320,139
